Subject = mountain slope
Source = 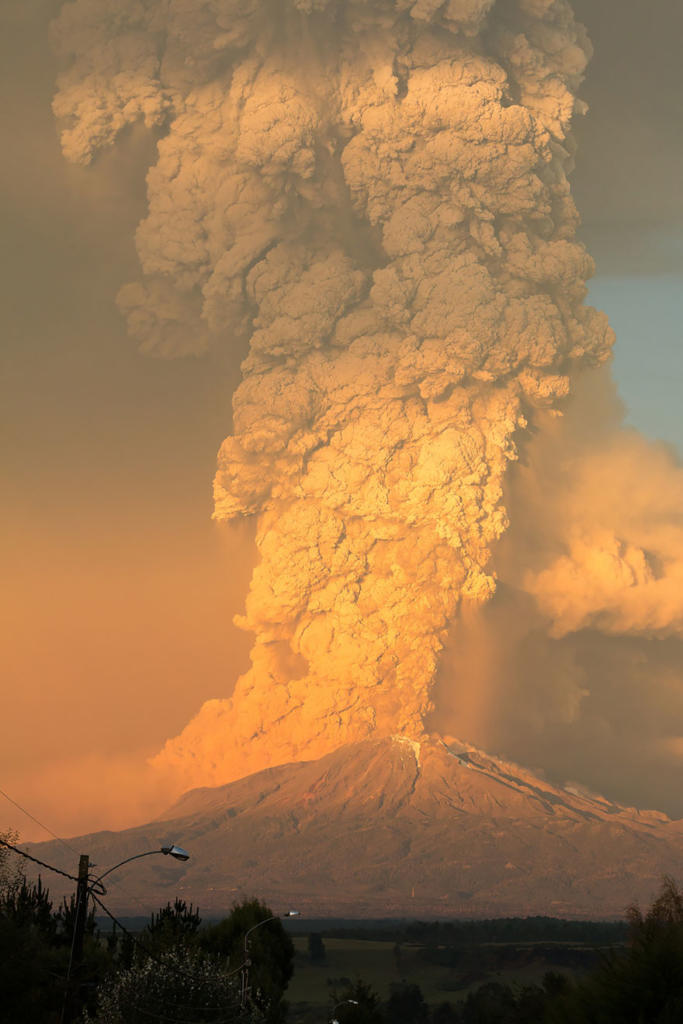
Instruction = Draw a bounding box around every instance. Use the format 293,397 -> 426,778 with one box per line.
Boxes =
27,736 -> 683,918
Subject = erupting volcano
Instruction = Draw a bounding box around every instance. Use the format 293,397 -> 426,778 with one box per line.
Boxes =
52,0 -> 614,790
45,0 -> 683,888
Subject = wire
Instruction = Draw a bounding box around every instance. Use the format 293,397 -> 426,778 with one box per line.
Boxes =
0,852 -> 249,1022
0,796 -> 252,1018
92,868 -> 169,919
0,784 -> 179,920
91,892 -> 244,1021
0,786 -> 80,857
1,817 -> 247,1020
0,784 -> 147,917
91,891 -> 246,987
0,838 -> 80,884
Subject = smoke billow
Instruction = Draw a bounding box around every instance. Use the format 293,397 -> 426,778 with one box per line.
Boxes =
51,0 -> 615,788
430,368 -> 683,813
508,399 -> 683,641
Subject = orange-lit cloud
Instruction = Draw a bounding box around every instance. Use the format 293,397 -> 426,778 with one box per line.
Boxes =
429,370 -> 683,815
520,441 -> 683,639
488,367 -> 683,640
49,0 -> 614,790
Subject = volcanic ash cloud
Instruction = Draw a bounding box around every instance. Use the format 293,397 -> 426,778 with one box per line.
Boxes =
52,0 -> 612,787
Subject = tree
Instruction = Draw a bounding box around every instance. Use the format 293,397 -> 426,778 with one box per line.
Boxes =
83,947 -> 262,1024
0,829 -> 22,896
0,876 -> 66,1023
385,982 -> 429,1024
308,931 -> 326,963
549,876 -> 683,1023
201,898 -> 295,1022
0,873 -> 104,1023
329,978 -> 383,1024
144,897 -> 202,954
431,1002 -> 459,1024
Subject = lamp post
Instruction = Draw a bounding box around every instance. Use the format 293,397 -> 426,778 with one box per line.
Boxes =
89,844 -> 190,893
240,910 -> 300,1008
61,843 -> 190,1023
330,999 -> 359,1023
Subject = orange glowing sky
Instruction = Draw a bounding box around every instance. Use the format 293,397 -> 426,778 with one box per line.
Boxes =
1,2 -> 255,839
2,0 -> 683,842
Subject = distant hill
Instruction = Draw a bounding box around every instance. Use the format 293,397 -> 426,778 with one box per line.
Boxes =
26,735 -> 683,919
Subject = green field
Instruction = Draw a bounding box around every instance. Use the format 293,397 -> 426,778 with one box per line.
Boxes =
286,935 -> 598,1015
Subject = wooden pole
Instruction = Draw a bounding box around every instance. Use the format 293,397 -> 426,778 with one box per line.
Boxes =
60,853 -> 90,1024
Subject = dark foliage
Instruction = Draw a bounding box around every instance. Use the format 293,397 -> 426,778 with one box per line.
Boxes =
386,982 -> 430,1024
329,977 -> 384,1024
308,931 -> 327,963
431,1002 -> 460,1024
201,897 -> 295,1022
83,946 -> 260,1024
143,896 -> 202,954
549,877 -> 683,1024
0,875 -> 104,1024
449,973 -> 569,1024
324,918 -> 627,946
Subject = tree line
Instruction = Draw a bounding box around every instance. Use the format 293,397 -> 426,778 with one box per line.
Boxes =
4,832 -> 683,1023
0,832 -> 293,1024
322,916 -> 627,946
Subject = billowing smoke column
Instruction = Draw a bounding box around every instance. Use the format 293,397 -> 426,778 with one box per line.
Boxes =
51,0 -> 612,787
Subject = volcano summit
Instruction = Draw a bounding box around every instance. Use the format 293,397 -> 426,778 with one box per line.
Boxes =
30,736 -> 683,918
41,0 -> 683,890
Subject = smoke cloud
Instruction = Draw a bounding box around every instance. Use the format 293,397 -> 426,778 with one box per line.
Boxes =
489,366 -> 683,639
51,0 -> 615,789
430,368 -> 683,815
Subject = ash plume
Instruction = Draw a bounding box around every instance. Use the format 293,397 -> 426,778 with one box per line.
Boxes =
431,368 -> 683,814
51,0 -> 614,788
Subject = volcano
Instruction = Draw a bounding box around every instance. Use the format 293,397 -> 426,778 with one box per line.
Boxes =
28,737 -> 683,919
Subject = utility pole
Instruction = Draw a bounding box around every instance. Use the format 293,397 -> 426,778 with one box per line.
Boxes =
72,854 -> 90,969
240,936 -> 252,1009
61,853 -> 90,1024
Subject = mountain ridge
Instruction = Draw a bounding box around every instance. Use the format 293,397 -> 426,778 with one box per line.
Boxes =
26,736 -> 683,919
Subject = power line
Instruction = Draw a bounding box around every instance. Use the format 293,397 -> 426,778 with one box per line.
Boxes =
89,863 -> 167,919
90,892 -> 245,1020
2,812 -> 248,1021
0,854 -> 238,1023
0,838 -> 80,885
0,839 -> 152,924
0,784 -> 173,919
90,892 -> 246,986
0,786 -> 80,857
1,845 -> 241,1017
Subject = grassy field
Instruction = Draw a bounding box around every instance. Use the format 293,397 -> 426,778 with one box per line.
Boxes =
286,935 -> 592,1012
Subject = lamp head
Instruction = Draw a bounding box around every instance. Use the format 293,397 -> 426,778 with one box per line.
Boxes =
161,844 -> 190,862
282,910 -> 300,917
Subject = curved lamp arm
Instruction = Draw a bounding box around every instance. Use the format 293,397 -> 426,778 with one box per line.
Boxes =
243,911 -> 300,953
331,1000 -> 359,1023
89,845 -> 190,893
240,911 -> 300,1010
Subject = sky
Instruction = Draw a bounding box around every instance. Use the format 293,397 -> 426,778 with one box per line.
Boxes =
1,0 -> 255,839
571,0 -> 683,454
2,0 -> 683,842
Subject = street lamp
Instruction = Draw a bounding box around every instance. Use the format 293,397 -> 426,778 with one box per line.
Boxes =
240,910 -> 300,1008
61,843 -> 190,1023
89,844 -> 191,894
331,999 -> 359,1023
